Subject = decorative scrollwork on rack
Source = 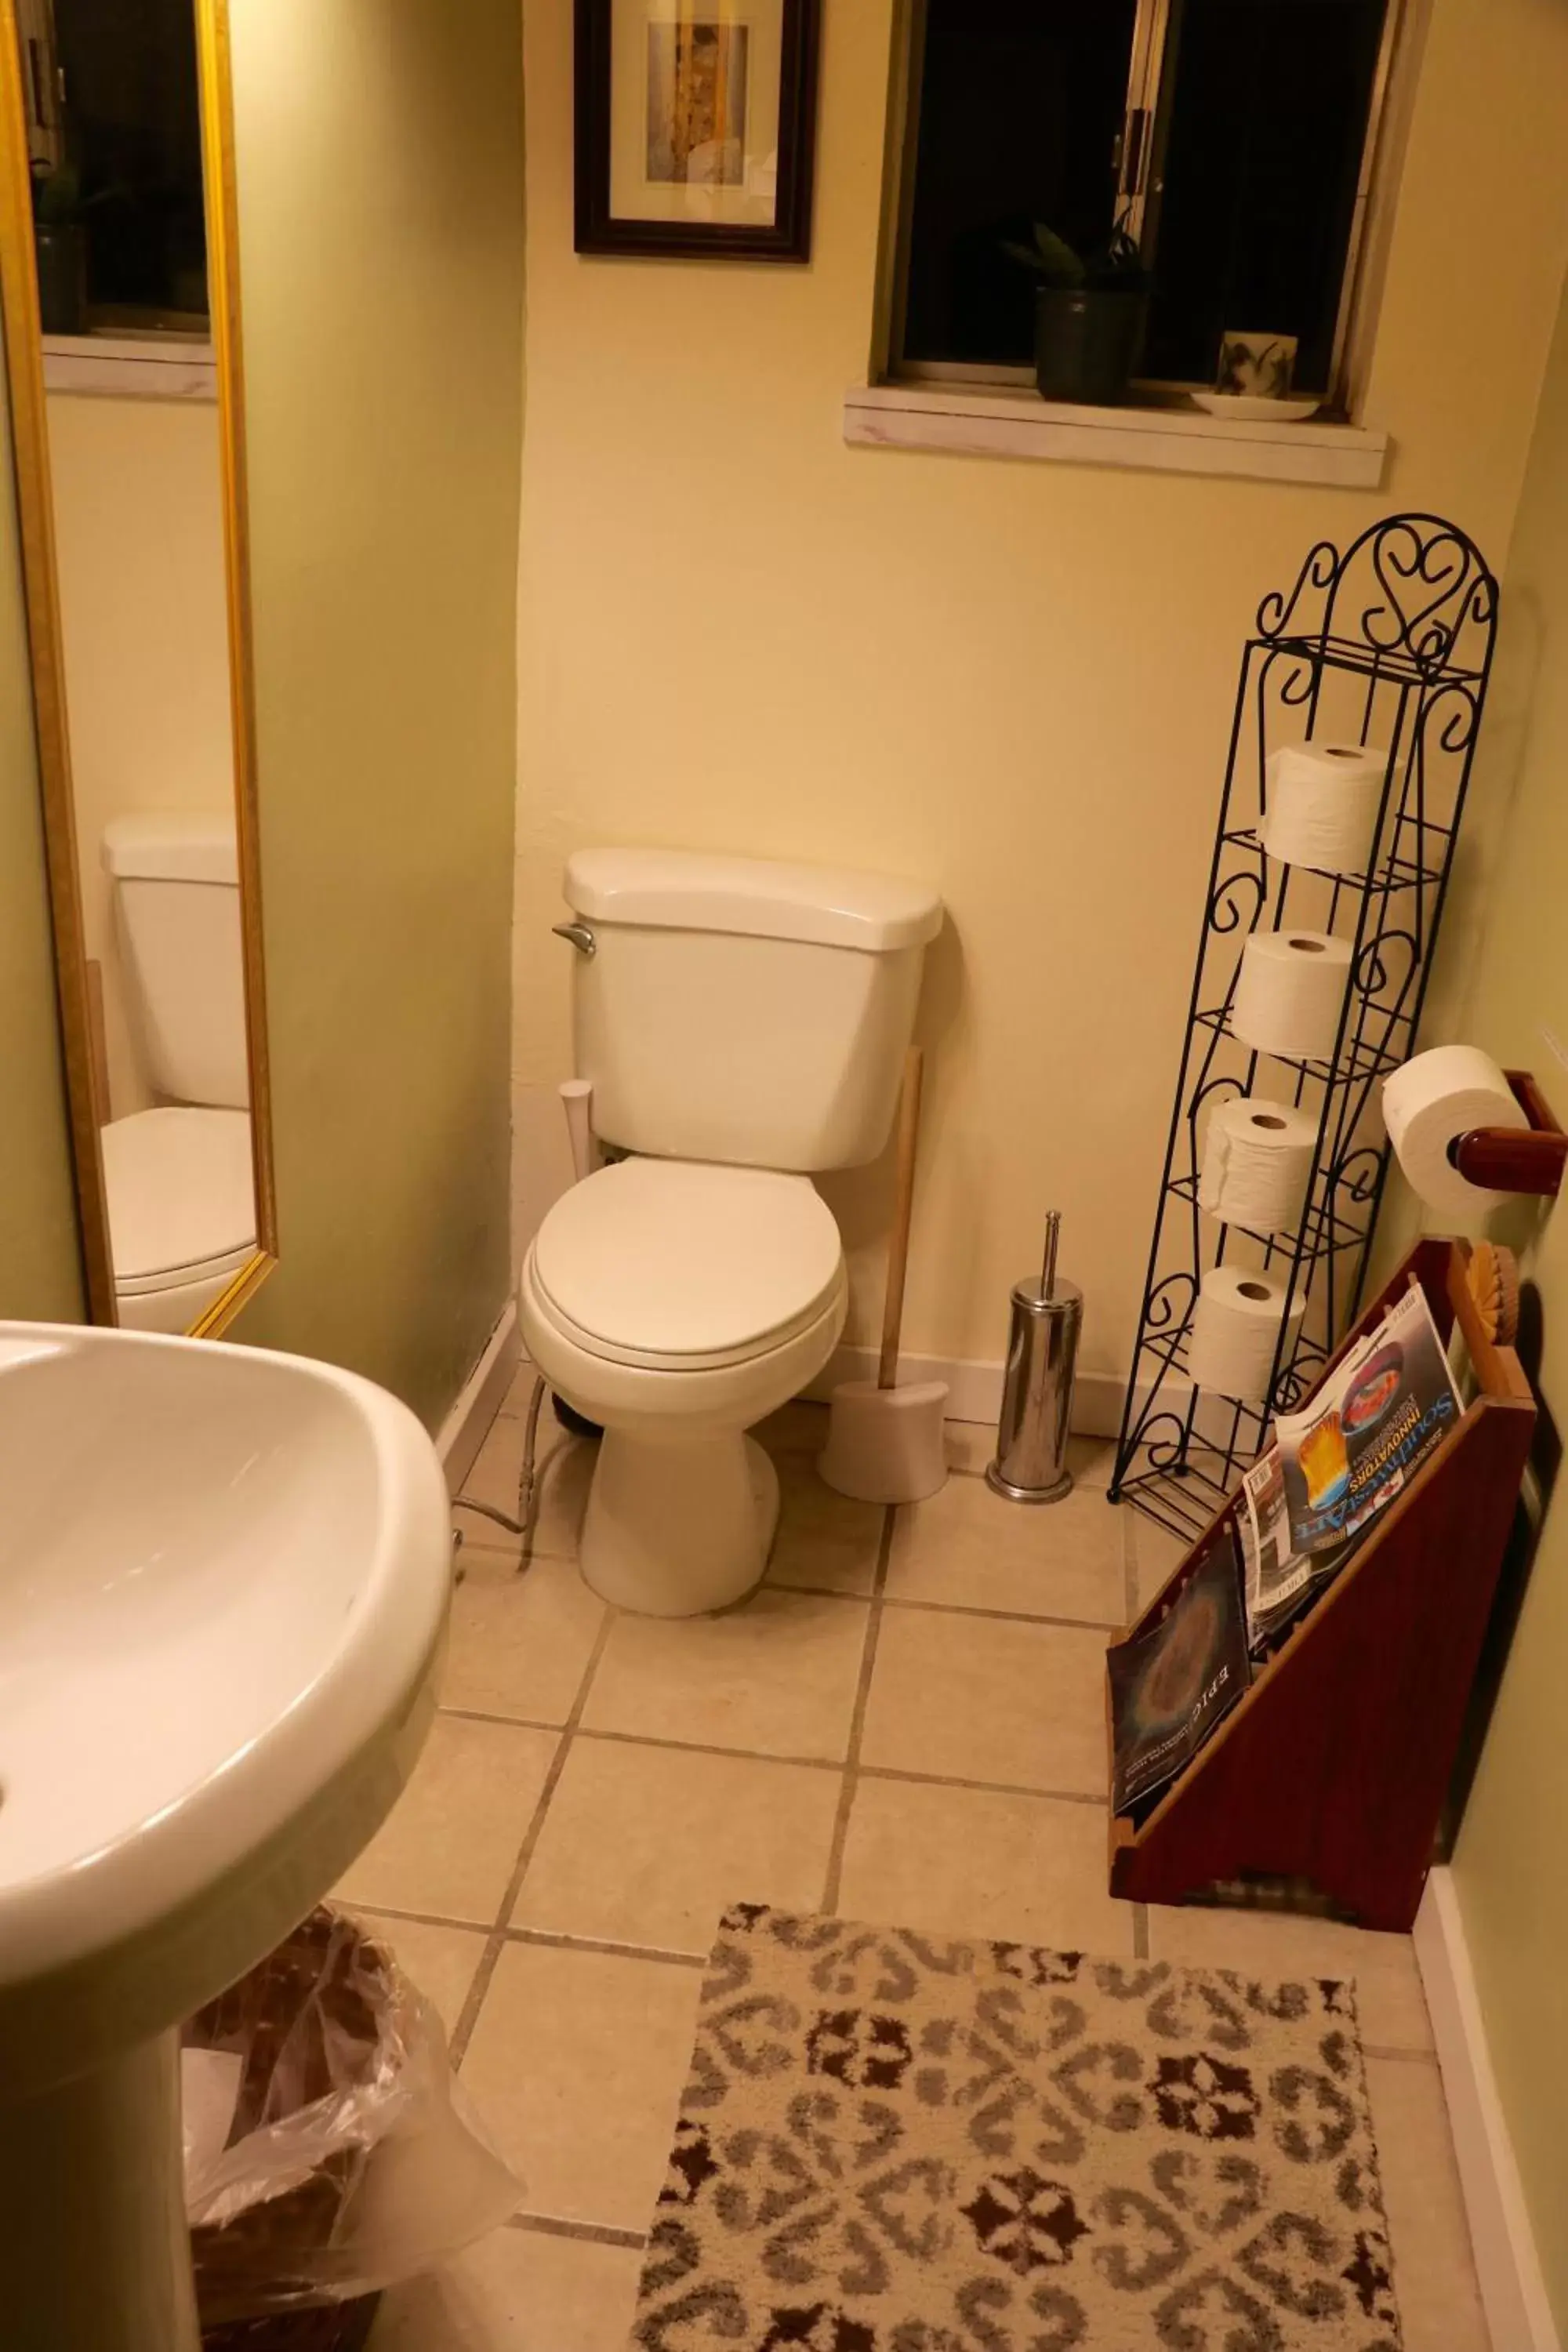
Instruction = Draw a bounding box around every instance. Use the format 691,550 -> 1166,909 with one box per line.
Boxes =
1352,926 -> 1419,1008
1414,675 -> 1484,760
1207,867 -> 1265,937
1326,515 -> 1498,680
1256,641 -> 1319,712
1145,1269 -> 1198,1338
1329,1145 -> 1387,1213
1189,1071 -> 1248,1123
1257,539 -> 1338,642
1135,1412 -> 1200,1475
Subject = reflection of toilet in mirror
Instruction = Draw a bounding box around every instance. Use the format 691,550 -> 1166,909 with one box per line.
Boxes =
99,811 -> 255,1331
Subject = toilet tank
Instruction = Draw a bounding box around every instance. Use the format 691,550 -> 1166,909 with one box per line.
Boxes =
562,848 -> 943,1171
102,814 -> 249,1110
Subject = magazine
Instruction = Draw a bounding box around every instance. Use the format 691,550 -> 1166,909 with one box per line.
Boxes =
1240,1279 -> 1462,1649
1109,1533 -> 1250,1816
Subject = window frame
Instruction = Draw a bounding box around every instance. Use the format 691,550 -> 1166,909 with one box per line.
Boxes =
877,0 -> 1409,418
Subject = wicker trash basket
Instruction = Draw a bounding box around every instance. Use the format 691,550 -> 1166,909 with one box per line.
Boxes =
201,2299 -> 380,2352
187,1910 -> 402,2346
184,1901 -> 517,2339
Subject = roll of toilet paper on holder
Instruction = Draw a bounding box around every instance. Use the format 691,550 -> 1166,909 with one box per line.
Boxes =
1383,1046 -> 1530,1218
1200,1096 -> 1318,1234
1232,929 -> 1353,1062
1263,742 -> 1385,875
1187,1265 -> 1307,1404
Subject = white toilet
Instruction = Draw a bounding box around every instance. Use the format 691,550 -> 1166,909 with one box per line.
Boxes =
100,813 -> 256,1332
521,847 -> 943,1617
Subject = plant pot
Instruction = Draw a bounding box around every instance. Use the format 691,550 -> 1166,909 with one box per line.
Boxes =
1034,285 -> 1147,406
34,220 -> 86,336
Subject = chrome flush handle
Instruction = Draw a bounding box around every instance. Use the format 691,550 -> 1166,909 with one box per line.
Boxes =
552,922 -> 597,957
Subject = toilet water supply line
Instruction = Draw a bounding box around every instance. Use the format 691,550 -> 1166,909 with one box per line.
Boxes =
452,1082 -> 599,1572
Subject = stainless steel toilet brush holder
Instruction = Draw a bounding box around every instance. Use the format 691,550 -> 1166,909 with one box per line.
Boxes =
986,1211 -> 1083,1504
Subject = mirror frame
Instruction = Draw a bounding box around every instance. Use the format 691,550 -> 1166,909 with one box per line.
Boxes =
0,0 -> 276,1334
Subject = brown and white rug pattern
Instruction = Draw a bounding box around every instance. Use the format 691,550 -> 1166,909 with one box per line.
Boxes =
631,1904 -> 1402,2351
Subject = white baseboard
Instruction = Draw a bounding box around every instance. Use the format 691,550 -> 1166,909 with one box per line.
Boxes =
1414,1868 -> 1560,2352
803,1345 -> 1160,1443
434,1301 -> 521,1497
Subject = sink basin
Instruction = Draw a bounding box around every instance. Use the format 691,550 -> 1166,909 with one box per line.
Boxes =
0,1321 -> 452,2352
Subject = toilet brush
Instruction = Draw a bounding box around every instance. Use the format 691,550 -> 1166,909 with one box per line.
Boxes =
818,1047 -> 949,1505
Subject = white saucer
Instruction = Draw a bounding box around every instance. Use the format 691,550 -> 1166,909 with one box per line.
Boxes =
1190,391 -> 1323,423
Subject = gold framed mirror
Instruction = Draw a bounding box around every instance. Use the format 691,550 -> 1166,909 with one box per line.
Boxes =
0,0 -> 274,1335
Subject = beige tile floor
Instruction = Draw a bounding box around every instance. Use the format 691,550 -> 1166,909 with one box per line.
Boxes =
357,1377 -> 1490,2352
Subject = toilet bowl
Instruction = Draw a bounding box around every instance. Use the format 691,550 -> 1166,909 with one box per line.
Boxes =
521,1157 -> 848,1614
102,1106 -> 256,1333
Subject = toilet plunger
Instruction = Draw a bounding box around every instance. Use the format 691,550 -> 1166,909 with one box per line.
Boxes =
818,1047 -> 949,1504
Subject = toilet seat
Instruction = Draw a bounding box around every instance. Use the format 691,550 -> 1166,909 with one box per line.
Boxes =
532,1158 -> 844,1372
102,1107 -> 256,1301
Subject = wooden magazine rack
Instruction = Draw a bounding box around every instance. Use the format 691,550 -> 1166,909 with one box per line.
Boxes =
1107,1238 -> 1535,1933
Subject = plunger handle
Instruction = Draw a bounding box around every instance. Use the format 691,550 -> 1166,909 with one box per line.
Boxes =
879,1047 -> 925,1392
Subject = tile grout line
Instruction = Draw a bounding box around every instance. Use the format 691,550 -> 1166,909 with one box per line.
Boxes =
448,1607 -> 616,2068
859,1762 -> 1107,1806
346,1900 -> 710,1973
506,2211 -> 649,2252
430,1704 -> 1111,1806
820,1504 -> 898,1914
771,1582 -> 1125,1634
503,1924 -> 708,1969
454,1547 -> 1123,1635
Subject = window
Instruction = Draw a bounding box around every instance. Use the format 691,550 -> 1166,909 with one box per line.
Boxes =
890,0 -> 1396,404
19,0 -> 208,333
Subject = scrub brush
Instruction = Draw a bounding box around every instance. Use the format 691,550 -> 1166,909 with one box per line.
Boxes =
1467,1240 -> 1521,1345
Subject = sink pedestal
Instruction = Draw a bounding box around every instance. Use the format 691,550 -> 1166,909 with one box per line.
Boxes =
0,2032 -> 201,2352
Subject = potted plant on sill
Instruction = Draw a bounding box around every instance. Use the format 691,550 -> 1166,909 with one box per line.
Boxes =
1003,219 -> 1150,407
30,163 -> 109,338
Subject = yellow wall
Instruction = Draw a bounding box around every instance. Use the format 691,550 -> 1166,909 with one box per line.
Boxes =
0,332 -> 85,1319
226,0 -> 524,1427
1443,267 -> 1568,2327
45,391 -> 233,1119
514,0 -> 1568,1390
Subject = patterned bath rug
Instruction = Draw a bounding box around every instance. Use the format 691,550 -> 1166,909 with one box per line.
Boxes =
631,1904 -> 1402,2351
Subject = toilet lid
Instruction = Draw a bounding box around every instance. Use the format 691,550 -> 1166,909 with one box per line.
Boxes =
103,1108 -> 257,1289
533,1159 -> 844,1365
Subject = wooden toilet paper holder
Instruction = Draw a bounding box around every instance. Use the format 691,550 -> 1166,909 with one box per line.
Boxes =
1450,1069 -> 1568,1196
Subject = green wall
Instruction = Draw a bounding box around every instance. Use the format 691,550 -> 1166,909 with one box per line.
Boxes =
226,0 -> 524,1426
1446,267 -> 1568,2325
0,323 -> 87,1323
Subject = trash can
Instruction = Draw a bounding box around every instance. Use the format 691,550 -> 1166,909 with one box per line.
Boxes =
184,1907 -> 519,2344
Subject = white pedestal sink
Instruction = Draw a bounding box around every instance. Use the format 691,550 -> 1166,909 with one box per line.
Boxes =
0,1322 -> 452,2351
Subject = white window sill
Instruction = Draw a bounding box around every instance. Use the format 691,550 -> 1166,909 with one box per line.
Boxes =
844,382 -> 1388,489
42,334 -> 216,403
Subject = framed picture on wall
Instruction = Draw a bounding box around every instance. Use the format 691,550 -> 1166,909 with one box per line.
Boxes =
575,0 -> 822,262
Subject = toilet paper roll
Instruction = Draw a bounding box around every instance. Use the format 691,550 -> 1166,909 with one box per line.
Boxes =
1262,742 -> 1385,875
1383,1045 -> 1529,1218
1187,1265 -> 1308,1403
1232,929 -> 1353,1062
1200,1096 -> 1319,1233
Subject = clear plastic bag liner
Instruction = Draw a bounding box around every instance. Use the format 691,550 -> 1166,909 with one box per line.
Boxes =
183,1905 -> 521,2321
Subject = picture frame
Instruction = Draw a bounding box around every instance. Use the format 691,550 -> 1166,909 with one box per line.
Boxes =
574,0 -> 822,263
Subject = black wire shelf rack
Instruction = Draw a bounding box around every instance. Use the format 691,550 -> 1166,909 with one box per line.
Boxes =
1109,513 -> 1499,1548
